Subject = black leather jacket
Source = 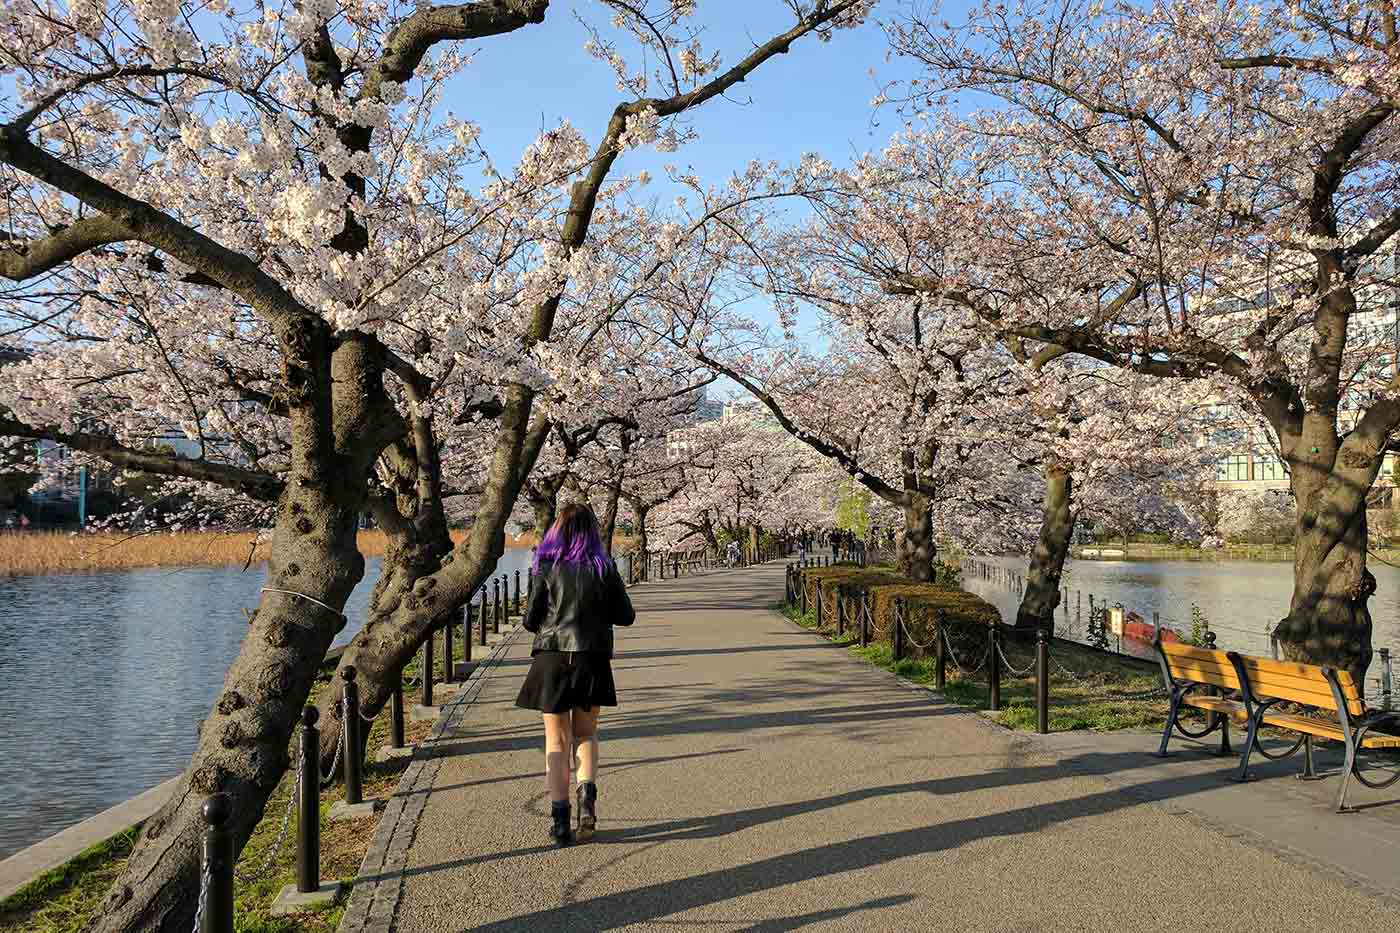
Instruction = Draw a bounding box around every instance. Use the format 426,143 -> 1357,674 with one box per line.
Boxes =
523,559 -> 635,656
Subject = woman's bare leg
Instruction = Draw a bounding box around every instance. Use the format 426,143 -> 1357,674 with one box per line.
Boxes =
542,712 -> 573,803
572,707 -> 600,783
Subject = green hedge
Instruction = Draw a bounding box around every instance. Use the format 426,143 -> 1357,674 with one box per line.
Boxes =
798,566 -> 903,624
793,566 -> 1001,658
871,583 -> 1000,659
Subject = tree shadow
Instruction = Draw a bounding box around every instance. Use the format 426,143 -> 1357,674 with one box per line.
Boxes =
378,748 -> 1266,931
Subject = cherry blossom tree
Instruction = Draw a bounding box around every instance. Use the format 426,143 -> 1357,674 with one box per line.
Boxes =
881,0 -> 1400,679
0,0 -> 874,926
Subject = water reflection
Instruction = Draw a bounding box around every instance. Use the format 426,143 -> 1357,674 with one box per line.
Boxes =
964,556 -> 1397,702
0,547 -> 534,858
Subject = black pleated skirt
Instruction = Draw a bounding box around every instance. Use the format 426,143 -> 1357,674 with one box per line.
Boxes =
515,651 -> 618,713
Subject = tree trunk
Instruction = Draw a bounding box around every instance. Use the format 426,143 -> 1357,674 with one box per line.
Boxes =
898,492 -> 935,582
528,483 -> 558,536
600,468 -> 624,555
1015,464 -> 1075,630
93,335 -> 380,933
313,510 -> 452,770
317,387 -> 552,772
1275,480 -> 1374,687
632,506 -> 649,583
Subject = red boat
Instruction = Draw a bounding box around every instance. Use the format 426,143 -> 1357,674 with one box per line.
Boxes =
1121,611 -> 1180,644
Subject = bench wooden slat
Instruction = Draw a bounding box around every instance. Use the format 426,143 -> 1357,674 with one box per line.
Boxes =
1182,695 -> 1248,719
1234,655 -> 1365,717
1259,712 -> 1400,748
1163,658 -> 1241,691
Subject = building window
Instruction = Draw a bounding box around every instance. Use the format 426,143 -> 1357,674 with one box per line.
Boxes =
1254,455 -> 1285,481
1216,454 -> 1250,482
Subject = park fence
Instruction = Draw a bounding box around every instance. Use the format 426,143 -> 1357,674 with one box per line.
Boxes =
782,561 -> 1294,736
960,556 -> 1396,712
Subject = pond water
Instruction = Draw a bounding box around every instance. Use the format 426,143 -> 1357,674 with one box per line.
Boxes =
0,546 -> 538,859
962,555 -> 1398,704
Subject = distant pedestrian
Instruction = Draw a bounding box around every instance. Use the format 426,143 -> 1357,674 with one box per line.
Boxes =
517,504 -> 635,846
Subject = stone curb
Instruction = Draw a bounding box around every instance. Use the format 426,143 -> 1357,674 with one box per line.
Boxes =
337,624 -> 522,933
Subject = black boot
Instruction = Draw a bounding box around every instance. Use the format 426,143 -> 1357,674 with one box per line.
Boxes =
576,781 -> 597,840
549,801 -> 573,847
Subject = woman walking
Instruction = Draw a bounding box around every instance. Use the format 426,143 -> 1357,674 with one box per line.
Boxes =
517,504 -> 635,845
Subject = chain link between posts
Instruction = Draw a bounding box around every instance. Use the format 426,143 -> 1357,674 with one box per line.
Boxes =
995,640 -> 1039,677
319,695 -> 346,788
191,858 -> 211,933
941,626 -> 990,675
895,600 -> 938,650
865,596 -> 894,637
1050,656 -> 1168,699
234,741 -> 301,885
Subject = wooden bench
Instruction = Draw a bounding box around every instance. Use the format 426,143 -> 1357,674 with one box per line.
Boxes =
1154,642 -> 1250,758
1226,651 -> 1400,812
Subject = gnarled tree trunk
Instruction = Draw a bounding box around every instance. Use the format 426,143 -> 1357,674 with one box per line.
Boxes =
1015,463 -> 1075,630
1274,442 -> 1377,687
898,492 -> 935,582
600,467 -> 624,555
93,335 -> 389,933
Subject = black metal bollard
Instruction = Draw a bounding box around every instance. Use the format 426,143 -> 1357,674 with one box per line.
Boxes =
492,578 -> 502,633
514,570 -> 521,614
1036,627 -> 1050,735
200,793 -> 235,933
988,625 -> 1001,712
479,590 -> 489,646
814,582 -> 824,628
860,593 -> 870,648
343,667 -> 363,805
1204,629 -> 1217,649
836,586 -> 845,638
799,573 -> 807,615
935,609 -> 947,690
390,675 -> 405,749
443,619 -> 455,683
297,706 -> 322,893
421,632 -> 434,707
462,599 -> 473,664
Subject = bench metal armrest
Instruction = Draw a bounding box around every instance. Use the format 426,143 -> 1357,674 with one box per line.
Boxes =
1359,709 -> 1400,729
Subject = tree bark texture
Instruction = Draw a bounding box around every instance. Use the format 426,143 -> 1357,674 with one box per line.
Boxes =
1014,464 -> 1075,630
898,492 -> 935,582
92,334 -> 389,933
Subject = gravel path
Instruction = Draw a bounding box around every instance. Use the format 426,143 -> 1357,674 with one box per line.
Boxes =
387,561 -> 1400,932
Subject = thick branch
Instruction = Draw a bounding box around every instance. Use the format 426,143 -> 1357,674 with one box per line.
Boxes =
360,1 -> 550,102
0,215 -> 131,280
0,128 -> 318,337
0,416 -> 283,500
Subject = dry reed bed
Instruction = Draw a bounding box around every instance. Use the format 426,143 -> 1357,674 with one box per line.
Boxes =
0,529 -> 543,576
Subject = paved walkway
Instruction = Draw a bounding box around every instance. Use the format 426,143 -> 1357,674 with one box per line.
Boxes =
373,561 -> 1400,932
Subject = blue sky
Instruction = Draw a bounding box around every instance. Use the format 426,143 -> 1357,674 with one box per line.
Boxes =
445,2 -> 940,397
450,4 -> 922,193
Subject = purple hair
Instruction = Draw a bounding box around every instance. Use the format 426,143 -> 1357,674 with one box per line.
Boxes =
534,503 -> 613,577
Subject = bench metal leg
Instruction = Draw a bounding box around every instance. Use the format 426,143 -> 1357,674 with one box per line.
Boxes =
1337,736 -> 1360,813
1296,735 -> 1325,781
1233,713 -> 1261,782
1156,691 -> 1183,758
1218,716 -> 1233,756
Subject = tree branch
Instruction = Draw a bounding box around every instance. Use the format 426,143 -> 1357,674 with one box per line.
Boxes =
0,416 -> 284,500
